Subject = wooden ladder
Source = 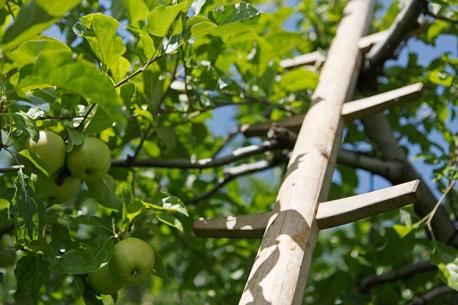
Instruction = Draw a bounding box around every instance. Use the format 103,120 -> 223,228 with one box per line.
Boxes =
193,0 -> 424,304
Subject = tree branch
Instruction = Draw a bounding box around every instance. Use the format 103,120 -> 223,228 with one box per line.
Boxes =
212,127 -> 241,158
0,165 -> 24,173
337,149 -> 403,181
357,0 -> 458,246
112,140 -> 283,169
362,0 -> 425,73
407,285 -> 456,305
76,103 -> 96,131
359,261 -> 437,292
114,53 -> 166,88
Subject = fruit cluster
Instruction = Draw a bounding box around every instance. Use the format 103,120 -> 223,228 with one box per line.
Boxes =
28,130 -> 114,206
89,238 -> 155,295
25,131 -> 155,294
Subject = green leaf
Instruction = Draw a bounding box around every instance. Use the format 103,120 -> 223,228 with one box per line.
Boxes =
19,50 -> 126,127
392,224 -> 415,239
65,129 -> 85,153
145,2 -> 186,37
86,174 -> 122,210
7,36 -> 71,68
157,126 -> 176,153
18,150 -> 51,177
159,195 -> 189,216
84,108 -> 113,135
49,236 -> 114,274
14,254 -> 50,305
122,0 -> 149,27
209,2 -> 259,25
73,13 -> 126,72
191,21 -> 217,37
151,253 -> 168,280
206,2 -> 260,37
432,243 -> 458,291
1,0 -> 81,51
279,68 -> 318,91
158,216 -> 184,232
12,174 -> 46,241
429,70 -> 453,87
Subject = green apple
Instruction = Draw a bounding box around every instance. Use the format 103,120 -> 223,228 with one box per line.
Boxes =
109,238 -> 155,285
28,130 -> 66,175
88,264 -> 123,295
0,248 -> 16,267
33,174 -> 81,203
66,137 -> 111,180
85,174 -> 121,209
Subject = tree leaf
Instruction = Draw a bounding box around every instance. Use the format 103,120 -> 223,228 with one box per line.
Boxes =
73,13 -> 126,72
209,2 -> 259,25
144,3 -> 186,37
49,236 -> 114,274
86,174 -> 122,210
1,0 -> 81,50
19,50 -> 126,127
12,174 -> 46,241
84,108 -> 114,135
205,2 -> 260,37
279,68 -> 318,91
432,243 -> 458,291
122,0 -> 149,27
14,254 -> 50,305
7,36 -> 71,68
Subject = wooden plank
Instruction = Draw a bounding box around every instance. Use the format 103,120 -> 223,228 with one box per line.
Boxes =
193,180 -> 420,238
279,30 -> 388,69
342,82 -> 424,121
241,82 -> 424,137
238,1 -> 376,304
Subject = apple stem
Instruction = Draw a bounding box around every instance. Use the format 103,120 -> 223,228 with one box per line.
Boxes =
131,268 -> 139,277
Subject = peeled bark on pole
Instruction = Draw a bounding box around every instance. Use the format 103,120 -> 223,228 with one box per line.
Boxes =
238,1 -> 376,304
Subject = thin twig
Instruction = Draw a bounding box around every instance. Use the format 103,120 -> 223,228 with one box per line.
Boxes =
39,115 -> 86,121
423,180 -> 457,239
6,1 -> 15,21
131,123 -> 153,161
130,56 -> 180,161
114,53 -> 166,88
212,127 -> 241,158
0,165 -> 24,173
187,156 -> 286,204
76,103 -> 96,131
424,8 -> 458,24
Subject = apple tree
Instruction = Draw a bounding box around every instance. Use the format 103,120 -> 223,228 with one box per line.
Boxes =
0,0 -> 457,304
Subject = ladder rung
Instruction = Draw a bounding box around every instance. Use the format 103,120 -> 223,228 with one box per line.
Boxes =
280,30 -> 388,69
193,180 -> 420,238
242,83 -> 424,137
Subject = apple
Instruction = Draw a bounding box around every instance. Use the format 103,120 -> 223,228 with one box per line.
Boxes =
33,174 -> 81,203
28,130 -> 66,175
88,264 -> 123,295
0,248 -> 16,267
85,174 -> 121,209
109,238 -> 155,285
66,137 -> 111,180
